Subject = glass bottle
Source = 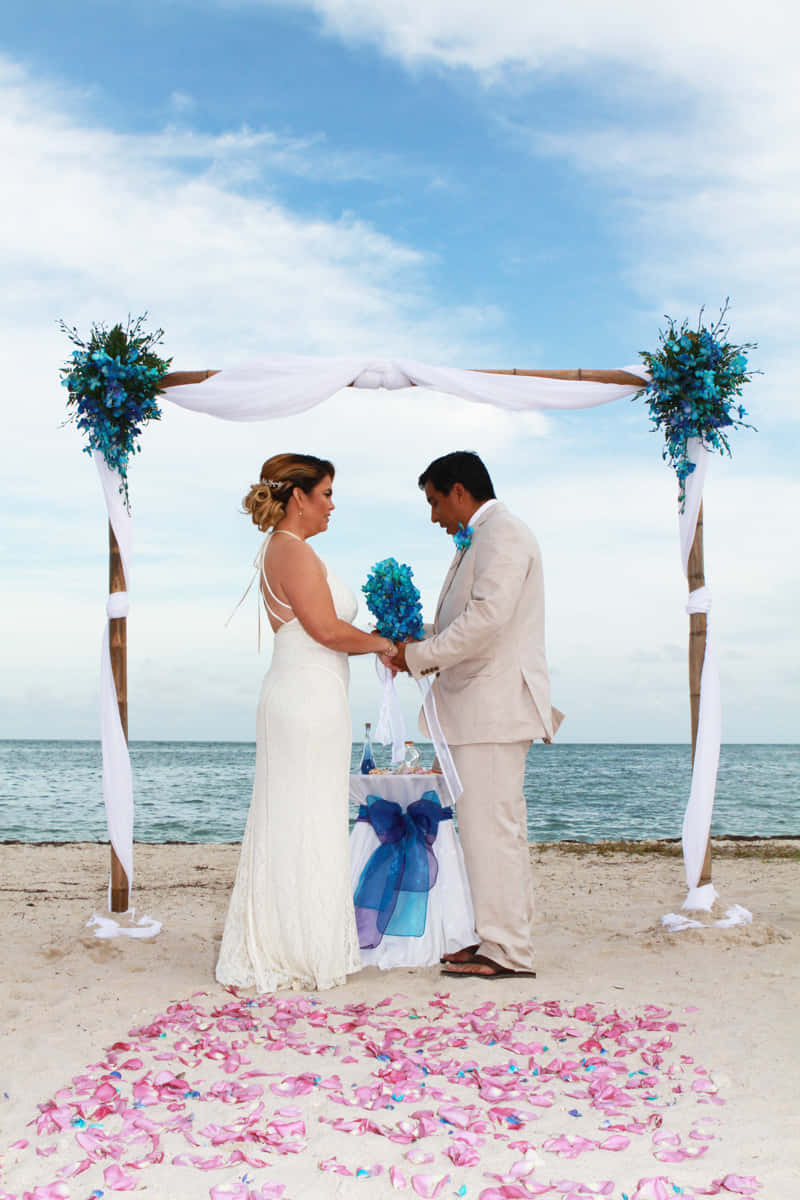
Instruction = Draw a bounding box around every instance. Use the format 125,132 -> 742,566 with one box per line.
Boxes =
402,740 -> 420,772
360,722 -> 376,774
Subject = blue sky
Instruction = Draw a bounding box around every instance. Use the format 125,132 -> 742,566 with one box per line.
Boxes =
1,0 -> 797,744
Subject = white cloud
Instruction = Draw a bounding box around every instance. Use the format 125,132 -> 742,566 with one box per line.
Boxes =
0,53 -> 501,367
277,0 -> 796,95
169,90 -> 195,113
1,38 -> 796,745
269,0 -> 799,420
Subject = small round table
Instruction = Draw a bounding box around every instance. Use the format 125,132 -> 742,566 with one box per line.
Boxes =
349,773 -> 476,970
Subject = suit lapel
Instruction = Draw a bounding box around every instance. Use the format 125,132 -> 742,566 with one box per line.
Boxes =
433,504 -> 505,629
434,551 -> 463,627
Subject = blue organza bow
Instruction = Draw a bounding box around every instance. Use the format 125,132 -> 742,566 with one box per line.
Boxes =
354,791 -> 452,949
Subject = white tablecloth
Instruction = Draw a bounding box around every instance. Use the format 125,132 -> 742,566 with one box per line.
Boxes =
349,774 -> 477,969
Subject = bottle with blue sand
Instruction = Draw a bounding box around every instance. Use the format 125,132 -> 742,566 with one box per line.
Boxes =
360,722 -> 376,774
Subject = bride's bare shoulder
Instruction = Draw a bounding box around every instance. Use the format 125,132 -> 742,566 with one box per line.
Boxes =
267,532 -> 324,575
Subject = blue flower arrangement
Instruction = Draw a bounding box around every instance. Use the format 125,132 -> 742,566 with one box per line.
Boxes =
362,558 -> 425,643
60,314 -> 171,506
638,300 -> 755,507
453,523 -> 473,552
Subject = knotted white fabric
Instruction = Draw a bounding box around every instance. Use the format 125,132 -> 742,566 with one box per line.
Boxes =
106,592 -> 130,620
165,354 -> 649,420
353,362 -> 413,390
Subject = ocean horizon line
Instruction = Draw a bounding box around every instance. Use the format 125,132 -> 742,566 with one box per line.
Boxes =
2,737 -> 798,747
4,742 -> 798,843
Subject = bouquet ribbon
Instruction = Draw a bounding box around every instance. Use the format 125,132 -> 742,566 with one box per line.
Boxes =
375,660 -> 407,763
373,662 -> 463,806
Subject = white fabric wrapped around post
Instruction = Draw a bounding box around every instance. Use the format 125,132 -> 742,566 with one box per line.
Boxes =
94,453 -> 134,902
100,588 -> 132,903
91,452 -> 161,938
660,441 -> 750,930
677,441 -> 721,912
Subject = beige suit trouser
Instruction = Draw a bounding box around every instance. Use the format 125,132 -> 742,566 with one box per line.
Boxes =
450,740 -> 535,973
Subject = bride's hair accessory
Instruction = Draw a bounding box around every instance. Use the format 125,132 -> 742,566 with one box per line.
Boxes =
244,453 -> 335,531
453,523 -> 473,552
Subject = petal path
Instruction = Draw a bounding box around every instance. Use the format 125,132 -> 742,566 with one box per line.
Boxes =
0,992 -> 761,1199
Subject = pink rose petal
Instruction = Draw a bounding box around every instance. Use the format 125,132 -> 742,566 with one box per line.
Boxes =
411,1174 -> 451,1199
719,1176 -> 762,1194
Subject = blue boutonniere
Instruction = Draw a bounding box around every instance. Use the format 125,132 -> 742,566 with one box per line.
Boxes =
453,524 -> 473,552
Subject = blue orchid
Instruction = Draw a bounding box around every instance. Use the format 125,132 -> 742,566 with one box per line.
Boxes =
60,315 -> 171,508
637,300 -> 756,509
362,557 -> 425,642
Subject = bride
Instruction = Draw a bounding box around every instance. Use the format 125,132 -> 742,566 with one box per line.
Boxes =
216,453 -> 397,992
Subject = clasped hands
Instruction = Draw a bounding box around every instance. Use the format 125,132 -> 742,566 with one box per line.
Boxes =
379,640 -> 411,673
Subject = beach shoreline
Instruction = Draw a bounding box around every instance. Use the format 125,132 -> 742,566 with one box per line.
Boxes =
2,841 -> 798,1196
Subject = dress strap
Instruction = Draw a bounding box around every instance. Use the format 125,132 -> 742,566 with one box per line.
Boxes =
255,533 -> 297,627
226,532 -> 293,647
272,529 -> 304,543
260,567 -> 295,625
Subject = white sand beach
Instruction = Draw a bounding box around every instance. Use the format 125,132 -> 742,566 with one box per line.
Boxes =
1,841 -> 798,1199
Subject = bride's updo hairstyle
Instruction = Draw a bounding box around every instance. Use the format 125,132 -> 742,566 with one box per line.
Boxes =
243,453 -> 335,532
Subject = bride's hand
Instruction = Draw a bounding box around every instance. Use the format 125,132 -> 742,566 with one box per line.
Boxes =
377,638 -> 398,671
382,640 -> 410,673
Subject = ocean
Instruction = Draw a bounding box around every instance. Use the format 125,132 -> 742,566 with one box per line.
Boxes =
1,740 -> 798,844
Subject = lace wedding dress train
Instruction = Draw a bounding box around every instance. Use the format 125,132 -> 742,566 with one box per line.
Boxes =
216,559 -> 361,992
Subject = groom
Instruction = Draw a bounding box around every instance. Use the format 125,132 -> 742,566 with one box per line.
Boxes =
389,451 -> 561,979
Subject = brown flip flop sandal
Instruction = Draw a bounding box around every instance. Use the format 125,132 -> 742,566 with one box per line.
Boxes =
440,944 -> 479,965
441,953 -> 536,980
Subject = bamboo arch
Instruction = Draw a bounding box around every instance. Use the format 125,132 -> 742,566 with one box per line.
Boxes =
102,364 -> 710,913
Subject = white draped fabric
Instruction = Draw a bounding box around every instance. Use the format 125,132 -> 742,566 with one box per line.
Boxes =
672,441 -> 748,924
93,452 -> 134,900
678,441 -> 720,911
374,662 -> 464,807
89,352 -> 740,935
92,452 -> 161,938
165,354 -> 648,418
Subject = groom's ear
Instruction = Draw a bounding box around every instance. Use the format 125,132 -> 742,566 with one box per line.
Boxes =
451,482 -> 465,503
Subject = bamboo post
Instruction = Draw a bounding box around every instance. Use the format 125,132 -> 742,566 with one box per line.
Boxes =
108,522 -> 130,912
687,501 -> 712,885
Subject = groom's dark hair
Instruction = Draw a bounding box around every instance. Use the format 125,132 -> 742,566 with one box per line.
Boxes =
418,451 -> 495,502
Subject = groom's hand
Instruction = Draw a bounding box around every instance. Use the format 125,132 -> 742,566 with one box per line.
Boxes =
391,640 -> 410,673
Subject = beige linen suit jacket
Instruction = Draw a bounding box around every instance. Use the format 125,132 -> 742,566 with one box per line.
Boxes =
405,502 -> 561,746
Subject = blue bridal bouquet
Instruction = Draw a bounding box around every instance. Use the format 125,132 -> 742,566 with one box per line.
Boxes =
362,558 -> 425,642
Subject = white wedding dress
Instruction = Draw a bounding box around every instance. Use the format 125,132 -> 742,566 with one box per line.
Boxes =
216,535 -> 361,992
